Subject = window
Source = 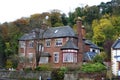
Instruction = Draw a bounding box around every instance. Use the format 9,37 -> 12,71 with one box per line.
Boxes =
19,41 -> 25,48
29,41 -> 34,48
55,38 -> 63,46
19,53 -> 25,63
63,53 -> 77,63
39,44 -> 44,52
39,57 -> 48,64
53,52 -> 59,63
45,39 -> 51,47
28,53 -> 33,63
37,43 -> 44,52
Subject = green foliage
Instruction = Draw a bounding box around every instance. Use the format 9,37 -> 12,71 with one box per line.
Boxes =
51,68 -> 65,80
50,9 -> 64,27
0,35 -> 5,67
81,63 -> 106,73
92,54 -> 104,63
6,59 -> 13,69
35,64 -> 51,71
19,78 -> 37,80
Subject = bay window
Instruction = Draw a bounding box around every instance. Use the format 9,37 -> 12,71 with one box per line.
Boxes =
63,53 -> 77,63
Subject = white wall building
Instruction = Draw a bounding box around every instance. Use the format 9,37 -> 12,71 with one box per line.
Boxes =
111,38 -> 120,76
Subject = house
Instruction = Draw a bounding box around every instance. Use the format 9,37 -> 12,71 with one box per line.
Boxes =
18,18 -> 100,69
111,38 -> 120,76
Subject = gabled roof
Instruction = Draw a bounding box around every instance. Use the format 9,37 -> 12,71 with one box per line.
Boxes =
61,39 -> 79,50
19,26 -> 76,40
84,39 -> 99,49
112,38 -> 120,49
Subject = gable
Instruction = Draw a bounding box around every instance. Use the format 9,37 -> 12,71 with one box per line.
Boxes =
112,39 -> 120,49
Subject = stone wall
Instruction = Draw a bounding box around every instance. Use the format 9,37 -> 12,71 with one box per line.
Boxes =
64,71 -> 106,80
0,70 -> 106,80
0,70 -> 51,80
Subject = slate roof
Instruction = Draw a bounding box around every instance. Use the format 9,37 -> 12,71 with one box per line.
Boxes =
61,39 -> 79,50
83,52 -> 98,61
112,38 -> 120,49
84,39 -> 99,49
19,26 -> 76,40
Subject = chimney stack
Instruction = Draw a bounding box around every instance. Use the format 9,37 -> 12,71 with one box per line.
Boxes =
76,17 -> 85,63
76,17 -> 83,41
81,25 -> 86,39
76,17 -> 84,54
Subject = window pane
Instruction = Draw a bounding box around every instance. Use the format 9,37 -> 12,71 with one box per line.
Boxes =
29,41 -> 34,48
54,52 -> 59,63
28,53 -> 33,63
46,39 -> 51,47
39,57 -> 48,63
19,41 -> 25,48
63,53 -> 75,62
55,38 -> 62,46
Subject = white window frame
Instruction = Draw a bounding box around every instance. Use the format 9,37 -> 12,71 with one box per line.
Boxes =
63,53 -> 77,63
45,39 -> 51,47
53,52 -> 59,63
28,40 -> 34,48
28,53 -> 33,63
38,44 -> 44,52
19,41 -> 25,48
55,38 -> 63,46
19,53 -> 25,63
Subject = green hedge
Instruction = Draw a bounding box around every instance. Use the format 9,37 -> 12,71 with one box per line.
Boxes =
81,62 -> 106,73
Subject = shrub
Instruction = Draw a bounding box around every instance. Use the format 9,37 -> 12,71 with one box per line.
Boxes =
93,54 -> 104,64
24,67 -> 32,72
81,62 -> 106,73
6,59 -> 13,69
35,64 -> 51,71
51,67 -> 67,80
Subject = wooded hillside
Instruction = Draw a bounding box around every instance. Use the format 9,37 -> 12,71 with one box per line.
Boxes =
0,0 -> 120,67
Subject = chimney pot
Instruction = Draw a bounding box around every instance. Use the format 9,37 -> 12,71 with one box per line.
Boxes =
77,17 -> 82,21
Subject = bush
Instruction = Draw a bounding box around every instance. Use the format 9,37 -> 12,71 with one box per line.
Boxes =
93,54 -> 104,64
24,67 -> 32,72
81,62 -> 106,73
51,67 -> 68,80
35,64 -> 51,71
6,59 -> 13,69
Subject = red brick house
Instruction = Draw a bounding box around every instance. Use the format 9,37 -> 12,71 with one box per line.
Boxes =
18,19 -> 100,69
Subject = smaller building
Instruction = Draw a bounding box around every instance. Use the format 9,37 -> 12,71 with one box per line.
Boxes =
111,38 -> 120,76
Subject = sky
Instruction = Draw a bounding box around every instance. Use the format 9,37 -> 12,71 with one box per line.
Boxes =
0,0 -> 111,23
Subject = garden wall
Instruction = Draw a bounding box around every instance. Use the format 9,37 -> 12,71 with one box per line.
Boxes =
0,70 -> 51,80
64,71 -> 106,80
0,70 -> 106,80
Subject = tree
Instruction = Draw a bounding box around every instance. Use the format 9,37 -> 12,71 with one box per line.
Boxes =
50,9 -> 63,27
68,12 -> 75,27
29,12 -> 50,29
112,0 -> 120,15
13,18 -> 29,33
92,17 -> 114,47
34,27 -> 48,67
0,35 -> 5,67
61,13 -> 68,26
